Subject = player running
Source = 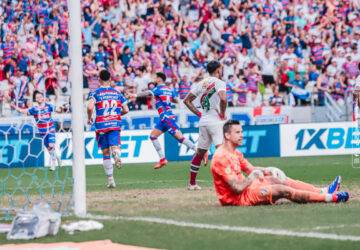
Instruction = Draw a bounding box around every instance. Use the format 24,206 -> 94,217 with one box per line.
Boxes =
183,60 -> 227,190
211,119 -> 348,206
129,72 -> 197,169
87,70 -> 129,188
11,91 -> 62,171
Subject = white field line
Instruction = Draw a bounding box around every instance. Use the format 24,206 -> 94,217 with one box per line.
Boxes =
2,179 -> 211,192
84,214 -> 360,242
310,224 -> 360,231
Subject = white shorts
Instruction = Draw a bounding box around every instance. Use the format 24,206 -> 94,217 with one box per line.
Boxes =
197,123 -> 224,150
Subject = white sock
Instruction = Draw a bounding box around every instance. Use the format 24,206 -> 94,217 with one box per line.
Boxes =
325,194 -> 333,202
50,150 -> 57,161
103,158 -> 114,181
181,138 -> 197,151
150,137 -> 165,159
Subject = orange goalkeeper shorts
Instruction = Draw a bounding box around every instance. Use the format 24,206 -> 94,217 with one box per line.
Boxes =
236,177 -> 274,206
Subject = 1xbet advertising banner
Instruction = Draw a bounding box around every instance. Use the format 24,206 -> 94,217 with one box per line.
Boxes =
280,122 -> 360,157
44,130 -> 164,166
0,134 -> 45,168
164,125 -> 281,161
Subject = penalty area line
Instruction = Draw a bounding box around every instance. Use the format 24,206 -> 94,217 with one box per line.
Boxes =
85,214 -> 360,242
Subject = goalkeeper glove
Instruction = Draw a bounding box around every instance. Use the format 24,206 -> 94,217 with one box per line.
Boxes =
265,167 -> 287,183
248,170 -> 264,181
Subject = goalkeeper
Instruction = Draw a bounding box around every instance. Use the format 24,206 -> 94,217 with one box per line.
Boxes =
211,119 -> 349,206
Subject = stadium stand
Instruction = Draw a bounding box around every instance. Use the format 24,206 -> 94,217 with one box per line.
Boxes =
0,0 -> 359,117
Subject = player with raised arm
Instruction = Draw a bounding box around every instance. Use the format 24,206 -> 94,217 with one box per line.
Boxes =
87,70 -> 129,188
211,119 -> 348,206
129,72 -> 197,169
11,92 -> 62,171
183,60 -> 228,190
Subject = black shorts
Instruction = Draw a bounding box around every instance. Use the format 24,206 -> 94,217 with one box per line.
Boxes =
262,75 -> 275,85
279,84 -> 289,93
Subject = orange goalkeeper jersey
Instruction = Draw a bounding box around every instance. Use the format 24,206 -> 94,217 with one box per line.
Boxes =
211,146 -> 250,206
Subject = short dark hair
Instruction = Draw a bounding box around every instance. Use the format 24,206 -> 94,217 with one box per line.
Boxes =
156,72 -> 166,82
207,60 -> 221,74
223,119 -> 240,136
100,70 -> 111,81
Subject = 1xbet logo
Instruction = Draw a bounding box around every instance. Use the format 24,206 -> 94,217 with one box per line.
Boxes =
295,128 -> 360,150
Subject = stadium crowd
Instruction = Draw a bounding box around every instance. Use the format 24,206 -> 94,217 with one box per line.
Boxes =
0,0 -> 360,116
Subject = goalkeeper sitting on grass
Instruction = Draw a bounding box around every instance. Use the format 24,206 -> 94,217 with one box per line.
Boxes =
211,119 -> 349,206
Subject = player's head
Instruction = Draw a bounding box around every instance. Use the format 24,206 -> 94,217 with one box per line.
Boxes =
99,69 -> 111,85
155,72 -> 166,85
206,60 -> 222,77
223,119 -> 243,147
34,91 -> 44,105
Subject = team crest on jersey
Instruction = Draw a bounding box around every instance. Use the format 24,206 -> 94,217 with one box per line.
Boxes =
260,189 -> 268,196
202,82 -> 207,88
225,168 -> 231,174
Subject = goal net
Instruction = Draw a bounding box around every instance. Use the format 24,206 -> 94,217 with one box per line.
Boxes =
0,114 -> 74,219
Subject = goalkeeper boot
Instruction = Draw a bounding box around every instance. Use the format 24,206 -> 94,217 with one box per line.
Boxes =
154,158 -> 168,169
328,176 -> 341,194
334,191 -> 349,202
203,151 -> 209,167
188,184 -> 201,191
112,151 -> 122,169
107,180 -> 116,189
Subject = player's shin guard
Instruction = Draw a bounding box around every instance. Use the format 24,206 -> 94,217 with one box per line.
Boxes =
190,153 -> 202,185
285,178 -> 322,193
103,156 -> 114,181
179,137 -> 196,151
150,136 -> 165,160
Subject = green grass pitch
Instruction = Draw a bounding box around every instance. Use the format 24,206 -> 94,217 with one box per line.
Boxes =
1,155 -> 360,249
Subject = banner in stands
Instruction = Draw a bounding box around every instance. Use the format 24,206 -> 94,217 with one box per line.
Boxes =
164,125 -> 281,161
45,130 -> 163,166
280,122 -> 360,157
0,106 -> 295,135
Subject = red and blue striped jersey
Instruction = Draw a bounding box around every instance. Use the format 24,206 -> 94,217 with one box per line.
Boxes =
89,87 -> 127,132
28,103 -> 55,135
179,81 -> 191,99
150,84 -> 176,121
311,46 -> 324,61
1,41 -> 15,60
247,74 -> 260,92
343,61 -> 359,78
237,82 -> 247,104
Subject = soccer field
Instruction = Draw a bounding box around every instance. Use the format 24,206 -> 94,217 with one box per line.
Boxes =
1,155 -> 360,249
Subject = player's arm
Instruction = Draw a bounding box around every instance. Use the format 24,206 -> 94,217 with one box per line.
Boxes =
226,177 -> 253,194
242,162 -> 267,176
218,90 -> 227,119
87,97 -> 95,125
183,92 -> 201,117
10,103 -> 29,114
226,169 -> 265,194
130,90 -> 153,98
121,102 -> 129,115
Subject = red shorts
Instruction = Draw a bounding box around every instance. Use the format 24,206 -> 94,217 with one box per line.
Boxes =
236,177 -> 274,206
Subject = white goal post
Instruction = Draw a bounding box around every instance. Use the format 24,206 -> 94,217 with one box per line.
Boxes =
68,0 -> 86,216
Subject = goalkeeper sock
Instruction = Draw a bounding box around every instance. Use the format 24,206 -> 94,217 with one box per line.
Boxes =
286,178 -> 322,193
150,136 -> 165,160
178,137 -> 196,151
289,189 -> 334,203
50,149 -> 57,165
103,156 -> 114,181
190,153 -> 202,185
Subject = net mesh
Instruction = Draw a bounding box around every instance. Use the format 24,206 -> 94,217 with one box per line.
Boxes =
0,114 -> 73,219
